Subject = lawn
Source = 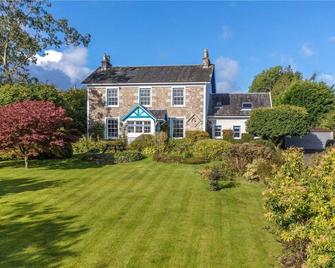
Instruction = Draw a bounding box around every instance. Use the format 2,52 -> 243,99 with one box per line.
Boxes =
0,158 -> 281,267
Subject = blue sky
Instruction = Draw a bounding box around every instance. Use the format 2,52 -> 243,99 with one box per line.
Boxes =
32,1 -> 335,91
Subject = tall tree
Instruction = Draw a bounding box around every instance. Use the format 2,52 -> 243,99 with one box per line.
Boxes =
280,80 -> 335,126
0,0 -> 90,83
0,100 -> 75,168
249,65 -> 302,103
59,88 -> 87,135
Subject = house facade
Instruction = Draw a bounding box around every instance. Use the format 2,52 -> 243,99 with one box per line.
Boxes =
83,50 -> 271,142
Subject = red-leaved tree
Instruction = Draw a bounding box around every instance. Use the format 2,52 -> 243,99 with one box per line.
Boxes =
0,100 -> 76,168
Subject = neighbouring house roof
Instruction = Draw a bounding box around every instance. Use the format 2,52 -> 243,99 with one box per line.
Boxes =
120,104 -> 167,122
208,93 -> 271,117
82,65 -> 214,84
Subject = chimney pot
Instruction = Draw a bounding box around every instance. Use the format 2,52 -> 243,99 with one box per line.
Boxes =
202,48 -> 210,68
101,53 -> 111,70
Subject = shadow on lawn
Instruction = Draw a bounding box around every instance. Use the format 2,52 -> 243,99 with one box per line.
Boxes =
0,178 -> 62,197
0,155 -> 113,170
0,202 -> 88,267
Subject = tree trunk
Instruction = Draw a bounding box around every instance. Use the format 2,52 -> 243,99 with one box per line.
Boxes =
24,155 -> 28,169
2,40 -> 11,83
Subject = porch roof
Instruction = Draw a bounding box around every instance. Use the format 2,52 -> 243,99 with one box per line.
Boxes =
120,104 -> 167,122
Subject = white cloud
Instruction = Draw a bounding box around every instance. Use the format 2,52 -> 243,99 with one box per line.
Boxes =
31,47 -> 91,88
301,43 -> 314,57
318,73 -> 335,85
215,56 -> 240,92
222,25 -> 232,40
329,36 -> 335,42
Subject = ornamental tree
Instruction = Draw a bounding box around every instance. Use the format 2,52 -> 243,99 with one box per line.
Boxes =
0,100 -> 75,168
280,80 -> 335,126
246,105 -> 309,145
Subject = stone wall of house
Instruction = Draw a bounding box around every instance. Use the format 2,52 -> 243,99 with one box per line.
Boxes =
88,85 -> 206,132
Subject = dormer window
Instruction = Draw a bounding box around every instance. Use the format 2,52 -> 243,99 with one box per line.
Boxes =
241,102 -> 252,110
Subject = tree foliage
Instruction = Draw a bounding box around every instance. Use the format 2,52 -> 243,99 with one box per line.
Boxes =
318,111 -> 335,130
246,105 -> 309,145
59,88 -> 87,135
249,65 -> 302,96
264,148 -> 335,267
280,80 -> 335,126
0,82 -> 63,106
0,0 -> 90,83
0,100 -> 75,168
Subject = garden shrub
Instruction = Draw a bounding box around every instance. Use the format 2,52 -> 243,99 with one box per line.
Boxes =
153,151 -> 183,163
128,134 -> 154,152
240,133 -> 253,143
198,162 -> 236,191
191,139 -> 231,161
89,121 -> 105,140
243,158 -> 273,182
168,138 -> 190,155
0,148 -> 21,161
73,136 -> 125,154
181,157 -> 208,165
142,146 -> 156,156
185,130 -> 210,144
222,129 -> 234,142
223,143 -> 278,173
81,153 -> 114,165
263,147 -> 335,267
114,150 -> 144,163
154,131 -> 169,153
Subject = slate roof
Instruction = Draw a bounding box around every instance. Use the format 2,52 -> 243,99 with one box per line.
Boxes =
149,109 -> 167,121
82,65 -> 214,84
209,93 -> 271,117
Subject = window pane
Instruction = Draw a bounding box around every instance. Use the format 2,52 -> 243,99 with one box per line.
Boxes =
139,88 -> 151,106
143,121 -> 151,133
233,126 -> 241,138
242,102 -> 252,109
107,88 -> 118,106
107,118 -> 118,138
172,119 -> 184,138
214,125 -> 222,137
172,88 -> 184,106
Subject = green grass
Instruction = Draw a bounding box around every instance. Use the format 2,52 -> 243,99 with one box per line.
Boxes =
0,158 -> 281,267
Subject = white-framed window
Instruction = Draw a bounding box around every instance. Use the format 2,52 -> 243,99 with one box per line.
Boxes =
106,87 -> 119,107
106,118 -> 119,139
171,118 -> 184,138
233,125 -> 241,139
241,102 -> 252,110
138,87 -> 151,106
214,125 -> 222,138
171,87 -> 185,106
127,120 -> 151,134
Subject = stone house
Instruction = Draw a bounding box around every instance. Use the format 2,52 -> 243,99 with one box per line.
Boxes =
82,49 -> 271,142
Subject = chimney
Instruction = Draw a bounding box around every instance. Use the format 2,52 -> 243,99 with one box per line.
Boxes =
202,48 -> 211,68
101,53 -> 111,71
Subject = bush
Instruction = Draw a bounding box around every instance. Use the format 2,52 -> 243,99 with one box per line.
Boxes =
142,146 -> 156,156
89,121 -> 105,140
181,157 -> 208,165
185,130 -> 210,144
0,148 -> 21,161
222,129 -> 234,141
73,136 -> 125,154
263,148 -> 335,267
243,158 -> 273,182
240,133 -> 253,143
198,162 -> 236,191
81,153 -> 114,165
154,131 -> 169,153
128,134 -> 154,152
168,138 -> 190,154
191,139 -> 231,161
223,143 -> 279,173
153,152 -> 183,163
114,150 -> 144,163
